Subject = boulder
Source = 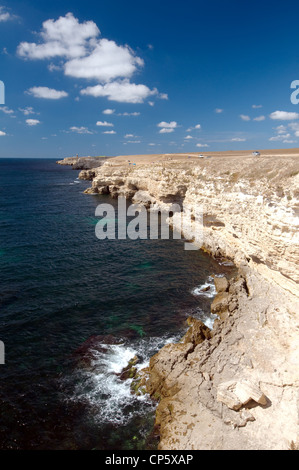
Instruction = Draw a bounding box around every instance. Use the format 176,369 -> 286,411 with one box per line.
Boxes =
214,276 -> 229,293
217,379 -> 267,411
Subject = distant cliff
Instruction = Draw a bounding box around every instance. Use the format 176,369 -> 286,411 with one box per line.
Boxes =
56,156 -> 111,170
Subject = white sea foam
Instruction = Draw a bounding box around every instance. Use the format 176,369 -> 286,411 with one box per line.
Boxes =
191,275 -> 216,298
68,334 -> 181,425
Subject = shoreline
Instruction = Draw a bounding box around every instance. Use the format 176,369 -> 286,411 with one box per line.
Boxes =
57,150 -> 299,449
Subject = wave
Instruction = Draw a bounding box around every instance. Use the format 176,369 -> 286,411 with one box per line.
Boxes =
191,275 -> 217,298
66,334 -> 181,426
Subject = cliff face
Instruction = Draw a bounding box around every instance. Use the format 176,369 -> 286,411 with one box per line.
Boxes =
57,156 -> 111,170
79,152 -> 299,450
82,154 -> 298,295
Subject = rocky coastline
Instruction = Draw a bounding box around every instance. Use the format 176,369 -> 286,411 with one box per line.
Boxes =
57,151 -> 299,450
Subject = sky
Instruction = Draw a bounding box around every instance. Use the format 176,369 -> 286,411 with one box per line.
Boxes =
1,0 -> 299,158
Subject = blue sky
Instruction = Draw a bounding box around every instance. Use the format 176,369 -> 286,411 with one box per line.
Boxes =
1,0 -> 299,158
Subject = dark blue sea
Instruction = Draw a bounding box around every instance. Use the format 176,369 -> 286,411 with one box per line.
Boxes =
0,158 -> 233,450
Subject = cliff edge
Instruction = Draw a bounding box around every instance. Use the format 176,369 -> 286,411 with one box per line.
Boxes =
78,150 -> 299,449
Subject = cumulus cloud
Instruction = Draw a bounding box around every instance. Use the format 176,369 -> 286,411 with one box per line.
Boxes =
196,143 -> 209,148
159,128 -> 174,134
157,121 -> 178,129
102,130 -> 116,134
102,109 -> 115,115
269,111 -> 299,121
64,38 -> 144,82
0,6 -> 15,22
96,121 -> 114,127
289,122 -> 299,137
19,106 -> 39,115
184,135 -> 193,140
17,13 -> 164,105
0,106 -> 14,115
252,104 -> 262,109
27,86 -> 68,99
26,119 -> 41,126
215,108 -> 223,113
240,114 -> 250,121
17,13 -> 99,60
231,137 -> 246,142
70,126 -> 93,134
0,130 -> 7,136
253,115 -> 265,121
157,121 -> 178,134
81,80 -> 157,103
186,124 -> 201,132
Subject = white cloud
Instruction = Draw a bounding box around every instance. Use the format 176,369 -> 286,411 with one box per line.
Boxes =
270,111 -> 299,121
184,135 -> 193,140
253,115 -> 265,121
124,134 -> 134,138
283,139 -> 297,144
48,63 -> 62,72
0,130 -> 7,136
26,119 -> 41,126
102,109 -> 115,115
70,126 -> 93,134
288,122 -> 299,137
157,121 -> 178,129
252,104 -> 262,109
275,125 -> 287,134
126,140 -> 141,144
103,130 -> 116,134
118,112 -> 140,116
64,38 -> 144,82
196,143 -> 209,147
231,137 -> 246,142
96,120 -> 114,127
269,133 -> 291,141
17,13 -> 100,60
19,106 -> 39,115
81,80 -> 157,103
187,124 -> 201,132
27,86 -> 68,99
17,13 -> 144,83
215,108 -> 223,113
240,114 -> 251,121
17,13 -> 165,106
0,6 -> 15,22
0,106 -> 14,114
159,128 -> 174,134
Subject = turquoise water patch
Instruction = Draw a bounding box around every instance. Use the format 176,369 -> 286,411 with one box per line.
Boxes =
129,324 -> 145,337
137,262 -> 154,270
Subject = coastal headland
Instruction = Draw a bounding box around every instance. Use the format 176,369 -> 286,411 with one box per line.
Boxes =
57,149 -> 299,450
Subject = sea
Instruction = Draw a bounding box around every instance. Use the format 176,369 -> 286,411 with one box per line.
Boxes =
0,158 -> 234,450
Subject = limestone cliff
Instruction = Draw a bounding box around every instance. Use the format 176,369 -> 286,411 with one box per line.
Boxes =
78,151 -> 299,450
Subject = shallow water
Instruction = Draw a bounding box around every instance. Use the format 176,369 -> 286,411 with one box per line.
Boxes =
0,159 -> 234,449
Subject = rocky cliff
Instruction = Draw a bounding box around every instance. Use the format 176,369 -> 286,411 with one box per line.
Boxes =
57,156 -> 111,170
78,151 -> 299,449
